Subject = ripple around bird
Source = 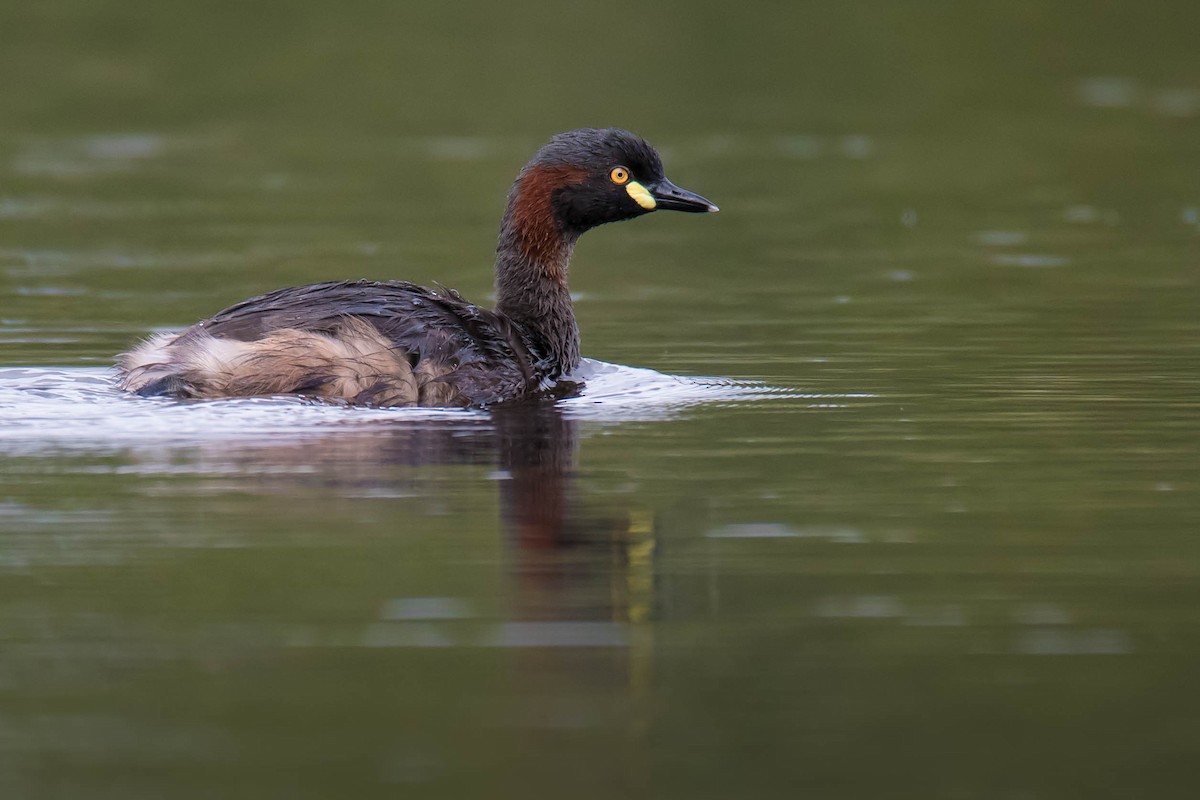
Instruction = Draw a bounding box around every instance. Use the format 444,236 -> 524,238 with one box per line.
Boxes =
0,362 -> 848,454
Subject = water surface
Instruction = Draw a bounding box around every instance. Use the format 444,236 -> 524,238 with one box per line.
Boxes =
2,2 -> 1199,798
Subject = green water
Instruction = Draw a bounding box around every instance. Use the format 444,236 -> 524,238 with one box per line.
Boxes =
2,2 -> 1200,797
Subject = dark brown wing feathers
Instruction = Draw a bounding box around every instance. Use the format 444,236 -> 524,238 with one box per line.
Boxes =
153,281 -> 544,406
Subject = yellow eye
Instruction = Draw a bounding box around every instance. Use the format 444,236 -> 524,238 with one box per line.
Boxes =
609,166 -> 630,185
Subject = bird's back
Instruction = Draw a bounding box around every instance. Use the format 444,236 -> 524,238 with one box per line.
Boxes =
117,280 -> 541,407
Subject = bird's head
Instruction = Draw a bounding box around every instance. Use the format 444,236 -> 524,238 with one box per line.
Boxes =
510,128 -> 717,238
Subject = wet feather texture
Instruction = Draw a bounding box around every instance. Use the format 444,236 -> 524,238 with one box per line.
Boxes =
119,281 -> 535,407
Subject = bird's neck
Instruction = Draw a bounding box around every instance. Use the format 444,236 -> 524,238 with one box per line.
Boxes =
493,165 -> 587,374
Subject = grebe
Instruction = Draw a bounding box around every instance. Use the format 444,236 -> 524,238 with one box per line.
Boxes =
116,128 -> 717,407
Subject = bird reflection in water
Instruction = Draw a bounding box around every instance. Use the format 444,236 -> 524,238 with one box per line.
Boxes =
188,401 -> 658,691
489,404 -> 658,744
494,405 -> 657,629
344,403 -> 660,737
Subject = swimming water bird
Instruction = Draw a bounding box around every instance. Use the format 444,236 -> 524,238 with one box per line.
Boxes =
116,128 -> 717,407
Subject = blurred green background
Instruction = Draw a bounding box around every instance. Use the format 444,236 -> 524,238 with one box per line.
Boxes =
1,2 -> 1198,798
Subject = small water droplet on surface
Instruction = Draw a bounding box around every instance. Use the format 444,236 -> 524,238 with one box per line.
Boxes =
1078,76 -> 1138,108
1064,205 -> 1119,225
990,254 -> 1069,268
1151,88 -> 1199,117
774,135 -> 823,159
840,135 -> 874,159
975,230 -> 1028,246
379,597 -> 474,621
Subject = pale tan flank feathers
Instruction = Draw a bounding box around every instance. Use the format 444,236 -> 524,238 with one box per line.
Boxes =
117,317 -> 459,406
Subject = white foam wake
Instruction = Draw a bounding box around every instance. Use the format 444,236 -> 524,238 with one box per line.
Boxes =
0,360 -> 816,454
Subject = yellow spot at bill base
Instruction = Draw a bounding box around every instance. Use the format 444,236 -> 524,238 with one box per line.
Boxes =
625,181 -> 656,210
